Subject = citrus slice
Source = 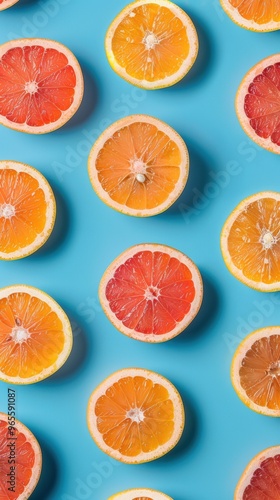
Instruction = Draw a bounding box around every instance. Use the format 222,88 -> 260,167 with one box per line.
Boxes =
105,0 -> 199,89
231,327 -> 280,416
0,0 -> 19,10
108,489 -> 173,500
235,446 -> 280,499
99,244 -> 203,342
236,55 -> 280,154
87,368 -> 185,464
88,115 -> 189,217
221,192 -> 280,291
0,161 -> 56,260
0,38 -> 84,134
220,0 -> 280,32
0,285 -> 73,384
0,412 -> 42,499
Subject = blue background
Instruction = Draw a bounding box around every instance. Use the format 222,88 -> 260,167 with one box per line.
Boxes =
0,0 -> 280,499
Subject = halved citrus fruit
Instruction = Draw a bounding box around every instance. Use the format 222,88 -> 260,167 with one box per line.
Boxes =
0,412 -> 42,499
0,38 -> 84,134
221,0 -> 280,32
108,489 -> 173,500
236,55 -> 280,154
235,446 -> 280,499
99,243 -> 203,342
105,0 -> 198,89
231,327 -> 280,416
88,115 -> 189,217
0,0 -> 19,10
221,192 -> 280,291
0,161 -> 56,260
87,368 -> 185,464
0,285 -> 73,384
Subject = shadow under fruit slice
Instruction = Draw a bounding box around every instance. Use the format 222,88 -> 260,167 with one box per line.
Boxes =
87,368 -> 185,464
235,446 -> 280,499
220,0 -> 280,32
236,55 -> 280,153
0,38 -> 84,134
0,412 -> 42,500
105,0 -> 198,89
231,327 -> 280,416
99,244 -> 203,342
0,0 -> 19,10
221,192 -> 280,291
0,285 -> 73,384
0,161 -> 56,260
88,115 -> 189,217
108,489 -> 173,500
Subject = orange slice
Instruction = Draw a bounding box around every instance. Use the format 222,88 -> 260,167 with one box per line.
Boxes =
231,327 -> 280,416
0,0 -> 19,10
88,115 -> 189,217
105,0 -> 198,89
236,55 -> 280,154
235,446 -> 280,499
109,489 -> 173,500
221,192 -> 280,292
221,0 -> 280,32
0,38 -> 84,134
0,412 -> 42,499
0,285 -> 73,384
0,161 -> 56,260
99,243 -> 203,343
87,368 -> 185,464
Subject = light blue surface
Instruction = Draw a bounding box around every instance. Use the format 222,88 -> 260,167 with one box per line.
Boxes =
1,1 -> 280,499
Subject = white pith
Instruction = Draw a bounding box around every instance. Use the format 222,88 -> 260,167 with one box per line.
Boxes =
11,326 -> 30,343
0,203 -> 15,218
220,0 -> 280,32
108,488 -> 173,500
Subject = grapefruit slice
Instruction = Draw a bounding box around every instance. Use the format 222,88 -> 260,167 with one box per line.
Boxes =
105,0 -> 198,89
231,327 -> 280,416
108,489 -> 173,500
0,38 -> 84,134
0,0 -> 19,10
0,412 -> 42,499
88,115 -> 189,217
221,192 -> 280,291
0,161 -> 56,260
87,368 -> 185,464
0,285 -> 73,384
99,244 -> 203,342
220,0 -> 280,32
235,446 -> 280,499
236,55 -> 280,154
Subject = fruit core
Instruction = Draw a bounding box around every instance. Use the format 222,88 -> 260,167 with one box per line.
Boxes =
0,203 -> 15,218
261,230 -> 277,250
11,326 -> 30,343
269,361 -> 280,376
127,408 -> 145,423
143,32 -> 159,50
25,81 -> 38,94
145,286 -> 160,300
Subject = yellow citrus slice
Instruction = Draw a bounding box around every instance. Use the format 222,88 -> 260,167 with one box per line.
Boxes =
108,489 -> 173,500
0,38 -> 84,134
220,0 -> 280,32
0,412 -> 42,499
0,0 -> 19,10
221,192 -> 280,291
231,327 -> 280,416
0,285 -> 73,384
88,115 -> 189,217
99,244 -> 203,343
105,0 -> 198,89
87,368 -> 185,464
0,161 -> 56,260
235,446 -> 280,499
236,55 -> 280,154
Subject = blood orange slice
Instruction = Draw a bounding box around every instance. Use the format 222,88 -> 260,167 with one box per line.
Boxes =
99,244 -> 203,343
0,412 -> 42,500
221,0 -> 280,32
87,368 -> 185,464
0,0 -> 19,10
236,55 -> 280,154
0,38 -> 84,134
235,446 -> 280,499
109,488 -> 173,500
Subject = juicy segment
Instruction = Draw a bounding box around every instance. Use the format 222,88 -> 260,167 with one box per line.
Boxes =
105,250 -> 195,336
0,45 -> 76,127
244,63 -> 280,146
95,376 -> 174,457
242,454 -> 280,499
227,198 -> 280,285
111,4 -> 190,82
0,292 -> 65,379
229,0 -> 280,24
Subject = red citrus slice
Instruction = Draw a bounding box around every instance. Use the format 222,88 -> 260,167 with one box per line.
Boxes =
0,0 -> 19,11
0,412 -> 42,499
99,244 -> 203,342
0,38 -> 84,134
